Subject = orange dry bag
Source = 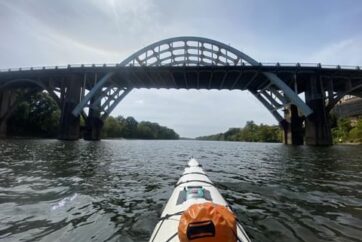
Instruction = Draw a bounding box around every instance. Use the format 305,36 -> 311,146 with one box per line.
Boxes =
178,202 -> 237,242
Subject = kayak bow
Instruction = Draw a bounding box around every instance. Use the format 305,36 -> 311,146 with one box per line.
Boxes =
149,159 -> 251,242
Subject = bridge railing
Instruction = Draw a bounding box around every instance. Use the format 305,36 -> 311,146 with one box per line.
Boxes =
0,63 -> 361,73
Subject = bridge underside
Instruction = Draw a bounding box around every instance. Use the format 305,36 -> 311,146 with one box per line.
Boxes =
2,65 -> 359,93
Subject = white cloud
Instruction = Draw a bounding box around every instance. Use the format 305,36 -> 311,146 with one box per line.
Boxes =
308,37 -> 362,66
135,99 -> 144,105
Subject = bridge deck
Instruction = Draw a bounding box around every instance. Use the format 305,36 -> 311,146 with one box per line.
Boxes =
1,65 -> 362,94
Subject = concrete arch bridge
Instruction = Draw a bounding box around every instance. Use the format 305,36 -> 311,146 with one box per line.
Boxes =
0,37 -> 362,145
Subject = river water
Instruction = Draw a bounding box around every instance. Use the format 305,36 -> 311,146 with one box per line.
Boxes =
0,140 -> 361,242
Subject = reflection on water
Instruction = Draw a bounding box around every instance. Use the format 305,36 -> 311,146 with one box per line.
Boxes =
0,140 -> 361,241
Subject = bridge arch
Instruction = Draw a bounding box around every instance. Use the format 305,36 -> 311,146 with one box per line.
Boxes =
73,36 -> 313,127
0,78 -> 61,107
326,83 -> 362,112
119,36 -> 259,67
0,78 -> 64,134
0,78 -> 48,90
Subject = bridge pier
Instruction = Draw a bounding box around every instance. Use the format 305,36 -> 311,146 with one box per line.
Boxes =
58,76 -> 81,140
282,104 -> 304,145
83,115 -> 103,140
304,78 -> 333,146
84,99 -> 103,141
0,90 -> 16,138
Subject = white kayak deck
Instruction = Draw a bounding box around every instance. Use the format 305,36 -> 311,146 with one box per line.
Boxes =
149,159 -> 251,242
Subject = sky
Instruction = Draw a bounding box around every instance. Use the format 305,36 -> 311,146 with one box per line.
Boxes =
0,0 -> 361,137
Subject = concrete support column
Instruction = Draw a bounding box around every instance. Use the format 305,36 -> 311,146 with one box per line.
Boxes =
58,76 -> 81,140
0,91 -> 9,138
282,104 -> 304,145
305,77 -> 332,146
83,98 -> 103,141
0,90 -> 16,138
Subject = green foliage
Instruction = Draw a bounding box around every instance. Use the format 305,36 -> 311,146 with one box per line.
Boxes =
224,128 -> 241,141
7,91 -> 179,140
349,119 -> 362,143
124,116 -> 138,138
137,122 -> 155,139
332,117 -> 362,143
197,121 -> 283,143
102,116 -> 179,139
102,116 -> 124,138
197,133 -> 224,141
8,91 -> 60,137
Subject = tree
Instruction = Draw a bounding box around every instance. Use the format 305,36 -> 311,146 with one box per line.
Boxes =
137,122 -> 155,139
101,116 -> 180,140
224,128 -> 241,141
332,118 -> 353,143
8,91 -> 60,137
196,121 -> 283,143
7,92 -> 180,140
348,119 -> 362,143
102,116 -> 123,138
123,116 -> 138,138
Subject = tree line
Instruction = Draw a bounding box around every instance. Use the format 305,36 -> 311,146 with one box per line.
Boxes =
8,91 -> 362,143
7,91 -> 179,139
101,116 -> 179,139
197,117 -> 362,144
196,121 -> 283,143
